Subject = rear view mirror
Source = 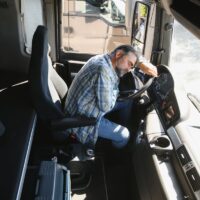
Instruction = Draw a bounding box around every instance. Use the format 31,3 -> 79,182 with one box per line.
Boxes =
132,2 -> 149,44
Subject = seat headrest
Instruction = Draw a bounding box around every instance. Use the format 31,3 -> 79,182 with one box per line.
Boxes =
29,26 -> 65,120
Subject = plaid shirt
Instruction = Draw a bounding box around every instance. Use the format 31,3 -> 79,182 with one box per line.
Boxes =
64,54 -> 119,145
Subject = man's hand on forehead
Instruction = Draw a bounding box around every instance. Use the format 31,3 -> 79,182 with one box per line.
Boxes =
139,61 -> 158,77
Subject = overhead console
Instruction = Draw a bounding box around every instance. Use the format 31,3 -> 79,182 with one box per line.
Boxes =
148,65 -> 180,130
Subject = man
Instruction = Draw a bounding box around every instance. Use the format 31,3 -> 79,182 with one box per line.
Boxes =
65,45 -> 157,148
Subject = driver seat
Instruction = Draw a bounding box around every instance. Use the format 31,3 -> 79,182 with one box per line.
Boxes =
29,25 -> 96,157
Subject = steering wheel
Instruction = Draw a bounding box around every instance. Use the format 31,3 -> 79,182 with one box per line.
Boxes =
117,76 -> 155,101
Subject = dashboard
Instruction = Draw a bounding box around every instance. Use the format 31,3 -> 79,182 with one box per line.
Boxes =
147,65 -> 200,198
148,65 -> 180,130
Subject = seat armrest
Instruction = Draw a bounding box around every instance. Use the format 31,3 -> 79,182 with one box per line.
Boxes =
51,116 -> 97,130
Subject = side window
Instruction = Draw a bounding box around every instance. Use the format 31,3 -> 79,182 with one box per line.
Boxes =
110,0 -> 126,24
170,20 -> 200,109
132,2 -> 149,54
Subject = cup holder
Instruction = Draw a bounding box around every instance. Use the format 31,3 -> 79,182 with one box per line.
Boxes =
155,136 -> 170,148
150,135 -> 173,155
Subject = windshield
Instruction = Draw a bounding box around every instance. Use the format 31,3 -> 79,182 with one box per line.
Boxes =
170,20 -> 200,108
62,0 -> 126,54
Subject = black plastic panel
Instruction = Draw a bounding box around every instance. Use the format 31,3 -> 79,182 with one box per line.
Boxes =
176,145 -> 192,166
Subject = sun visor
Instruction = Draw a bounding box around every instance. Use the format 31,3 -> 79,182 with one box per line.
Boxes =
160,0 -> 200,39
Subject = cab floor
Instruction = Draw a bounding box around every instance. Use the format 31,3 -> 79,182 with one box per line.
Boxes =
72,144 -> 140,200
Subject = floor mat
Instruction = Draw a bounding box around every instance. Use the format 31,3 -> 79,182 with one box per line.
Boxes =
72,151 -> 140,200
103,149 -> 139,200
71,157 -> 108,200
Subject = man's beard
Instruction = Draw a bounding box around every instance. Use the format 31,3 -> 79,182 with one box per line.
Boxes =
115,68 -> 127,77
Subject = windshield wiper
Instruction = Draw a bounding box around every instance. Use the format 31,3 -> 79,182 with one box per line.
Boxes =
187,93 -> 200,112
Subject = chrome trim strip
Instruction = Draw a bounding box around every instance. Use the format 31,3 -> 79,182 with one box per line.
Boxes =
16,114 -> 37,200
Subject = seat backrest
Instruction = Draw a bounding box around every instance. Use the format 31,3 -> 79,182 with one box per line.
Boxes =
29,26 -> 68,120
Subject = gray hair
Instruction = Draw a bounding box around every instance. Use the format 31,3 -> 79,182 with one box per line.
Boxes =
110,44 -> 139,60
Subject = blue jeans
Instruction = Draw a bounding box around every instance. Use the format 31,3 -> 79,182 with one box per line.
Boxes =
98,117 -> 130,148
98,101 -> 132,148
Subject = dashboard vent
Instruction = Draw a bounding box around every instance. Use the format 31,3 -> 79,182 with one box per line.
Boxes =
176,145 -> 191,166
186,167 -> 200,192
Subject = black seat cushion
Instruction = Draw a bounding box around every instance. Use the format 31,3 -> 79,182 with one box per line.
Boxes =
29,26 -> 96,142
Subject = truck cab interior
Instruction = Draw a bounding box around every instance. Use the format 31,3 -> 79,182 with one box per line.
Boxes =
0,0 -> 200,199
